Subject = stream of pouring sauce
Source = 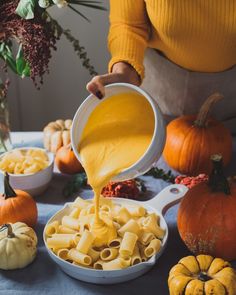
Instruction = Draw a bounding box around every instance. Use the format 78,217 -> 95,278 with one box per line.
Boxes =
78,92 -> 155,247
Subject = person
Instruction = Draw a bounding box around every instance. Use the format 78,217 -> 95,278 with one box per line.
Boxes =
87,0 -> 236,133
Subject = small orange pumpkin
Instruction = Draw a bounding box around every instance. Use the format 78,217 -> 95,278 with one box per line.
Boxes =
177,154 -> 236,261
163,93 -> 233,175
0,173 -> 38,227
55,144 -> 84,174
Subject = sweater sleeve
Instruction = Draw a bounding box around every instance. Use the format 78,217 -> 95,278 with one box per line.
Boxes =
108,0 -> 150,81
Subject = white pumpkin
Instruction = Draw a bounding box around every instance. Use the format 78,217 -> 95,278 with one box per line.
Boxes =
0,222 -> 38,270
43,119 -> 72,153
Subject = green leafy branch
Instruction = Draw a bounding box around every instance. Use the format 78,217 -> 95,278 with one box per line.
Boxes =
144,167 -> 175,183
15,0 -> 106,21
0,42 -> 30,78
63,172 -> 88,197
2,0 -> 106,80
45,12 -> 98,75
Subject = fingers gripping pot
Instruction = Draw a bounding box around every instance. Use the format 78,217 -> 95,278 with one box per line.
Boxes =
71,83 -> 166,180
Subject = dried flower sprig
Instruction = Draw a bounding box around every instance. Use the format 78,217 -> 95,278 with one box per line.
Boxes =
0,0 -> 106,87
0,79 -> 10,102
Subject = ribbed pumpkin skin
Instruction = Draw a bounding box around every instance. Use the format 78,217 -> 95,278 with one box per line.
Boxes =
55,145 -> 83,174
163,115 -> 232,175
177,182 -> 236,261
168,255 -> 236,295
0,190 -> 38,228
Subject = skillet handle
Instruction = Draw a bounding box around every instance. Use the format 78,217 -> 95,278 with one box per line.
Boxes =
144,184 -> 188,215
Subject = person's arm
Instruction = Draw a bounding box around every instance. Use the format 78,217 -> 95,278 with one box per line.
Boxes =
87,0 -> 149,98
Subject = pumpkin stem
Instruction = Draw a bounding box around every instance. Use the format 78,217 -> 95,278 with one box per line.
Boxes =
194,93 -> 224,127
3,172 -> 17,199
198,272 -> 211,282
0,224 -> 15,238
209,154 -> 231,195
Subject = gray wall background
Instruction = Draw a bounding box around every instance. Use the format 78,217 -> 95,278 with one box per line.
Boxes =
7,1 -> 110,131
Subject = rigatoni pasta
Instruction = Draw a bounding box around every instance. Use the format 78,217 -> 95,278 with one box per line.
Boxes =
45,221 -> 59,236
131,245 -> 142,266
76,230 -> 94,254
142,215 -> 165,239
94,260 -> 104,270
108,237 -> 122,248
126,204 -> 146,217
139,232 -> 155,246
58,225 -> 78,234
103,257 -> 131,270
68,248 -> 92,266
88,248 -> 100,263
119,232 -> 138,257
55,248 -> 69,261
114,207 -> 131,224
118,219 -> 141,237
100,248 -> 118,261
144,239 -> 162,258
45,196 -> 165,270
47,235 -> 74,249
62,216 -> 80,231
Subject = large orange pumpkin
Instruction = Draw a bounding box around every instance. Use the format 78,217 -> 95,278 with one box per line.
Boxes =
0,173 -> 38,227
163,93 -> 233,175
55,144 -> 84,174
177,154 -> 236,261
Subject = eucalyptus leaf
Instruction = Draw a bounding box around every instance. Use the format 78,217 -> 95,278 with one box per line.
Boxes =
22,63 -> 31,77
16,45 -> 30,77
15,0 -> 37,20
0,44 -> 17,74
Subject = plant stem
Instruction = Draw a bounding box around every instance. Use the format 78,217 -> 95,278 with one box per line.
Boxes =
0,224 -> 15,238
208,154 -> 231,195
0,130 -> 8,152
198,272 -> 211,282
3,172 -> 17,199
194,93 -> 224,127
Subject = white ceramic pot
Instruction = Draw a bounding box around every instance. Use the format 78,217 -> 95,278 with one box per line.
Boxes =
43,184 -> 188,284
71,83 -> 166,181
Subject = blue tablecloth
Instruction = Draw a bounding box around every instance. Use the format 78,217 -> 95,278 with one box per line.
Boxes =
0,132 -> 236,295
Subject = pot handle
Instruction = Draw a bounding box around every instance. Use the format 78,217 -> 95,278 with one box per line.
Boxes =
144,184 -> 188,215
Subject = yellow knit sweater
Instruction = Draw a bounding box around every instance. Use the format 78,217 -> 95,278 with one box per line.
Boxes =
108,0 -> 236,80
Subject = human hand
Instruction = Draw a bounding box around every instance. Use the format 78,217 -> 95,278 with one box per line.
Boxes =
86,62 -> 141,99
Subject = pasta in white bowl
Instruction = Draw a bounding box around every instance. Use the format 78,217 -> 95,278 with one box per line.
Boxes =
43,184 -> 188,284
0,147 -> 54,196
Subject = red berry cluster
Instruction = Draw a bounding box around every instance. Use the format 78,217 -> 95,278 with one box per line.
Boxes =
102,180 -> 140,199
175,174 -> 209,188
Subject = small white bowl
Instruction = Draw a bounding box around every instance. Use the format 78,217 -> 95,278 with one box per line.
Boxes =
0,147 -> 54,196
71,83 -> 166,182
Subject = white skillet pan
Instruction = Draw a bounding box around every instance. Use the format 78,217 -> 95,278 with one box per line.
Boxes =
43,184 -> 188,284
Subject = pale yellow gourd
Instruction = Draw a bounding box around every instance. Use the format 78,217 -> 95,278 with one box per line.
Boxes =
43,119 -> 72,153
0,222 -> 38,270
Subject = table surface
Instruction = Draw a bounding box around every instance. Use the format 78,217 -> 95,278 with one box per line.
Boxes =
0,132 -> 236,295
